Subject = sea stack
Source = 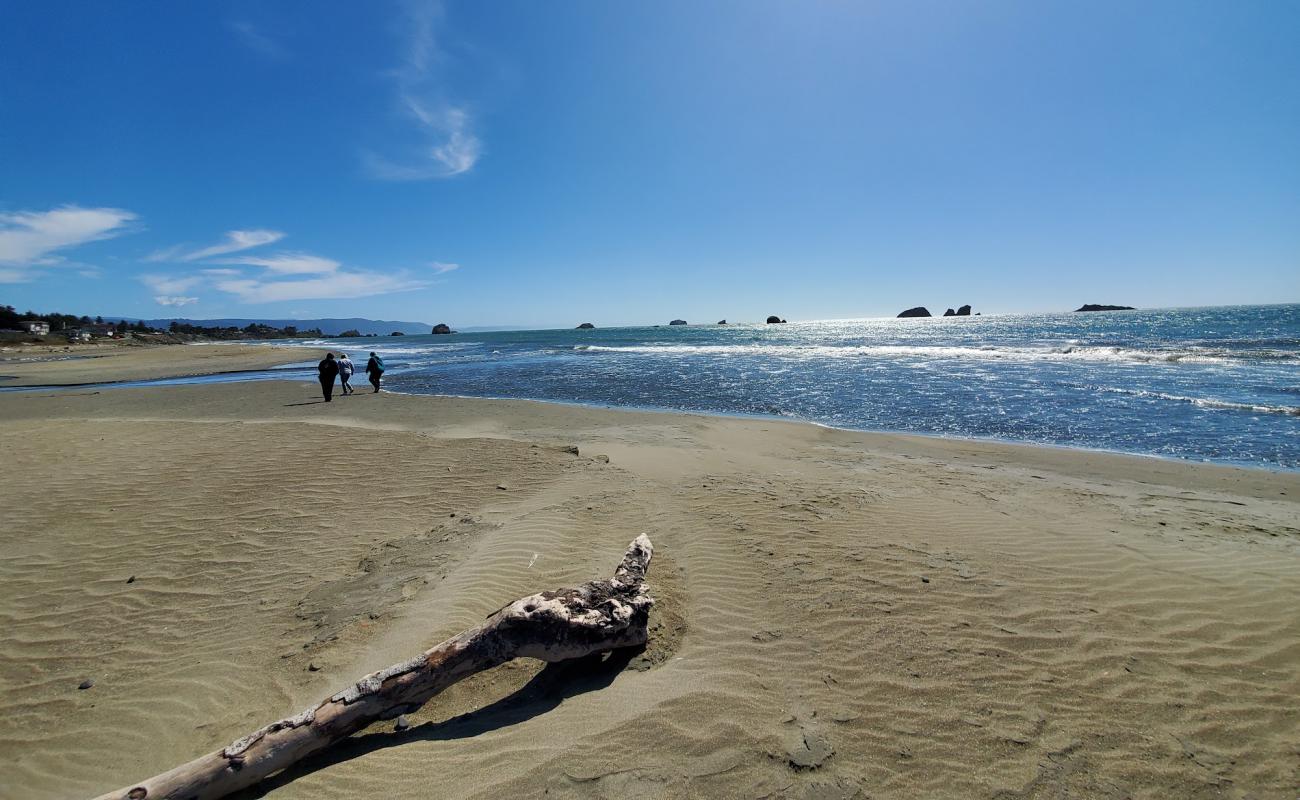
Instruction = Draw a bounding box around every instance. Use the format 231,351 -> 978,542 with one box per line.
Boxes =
766,315 -> 786,324
943,308 -> 956,317
897,307 -> 931,318
717,319 -> 727,325
431,323 -> 452,334
576,322 -> 595,329
669,319 -> 687,326
1075,304 -> 1135,312
956,305 -> 972,316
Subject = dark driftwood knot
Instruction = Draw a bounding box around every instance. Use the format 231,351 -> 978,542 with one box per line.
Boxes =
92,535 -> 655,800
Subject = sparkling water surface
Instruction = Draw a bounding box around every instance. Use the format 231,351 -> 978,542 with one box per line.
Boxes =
290,305 -> 1299,469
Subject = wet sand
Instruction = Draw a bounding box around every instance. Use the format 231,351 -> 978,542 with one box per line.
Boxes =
0,342 -> 326,386
0,379 -> 1296,799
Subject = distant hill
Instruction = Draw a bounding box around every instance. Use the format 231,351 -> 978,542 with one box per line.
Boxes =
110,317 -> 432,336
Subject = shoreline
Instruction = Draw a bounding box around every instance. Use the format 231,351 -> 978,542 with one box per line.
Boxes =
7,367 -> 1298,473
389,387 -> 1300,475
3,379 -> 1296,497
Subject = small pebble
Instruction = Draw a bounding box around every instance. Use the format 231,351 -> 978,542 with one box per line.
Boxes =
125,575 -> 136,584
78,679 -> 95,690
497,484 -> 509,490
920,576 -> 930,583
395,714 -> 410,731
307,662 -> 321,672
563,445 -> 580,455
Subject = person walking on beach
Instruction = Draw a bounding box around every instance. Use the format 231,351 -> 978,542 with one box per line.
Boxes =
318,352 -> 340,402
365,351 -> 384,393
337,353 -> 355,395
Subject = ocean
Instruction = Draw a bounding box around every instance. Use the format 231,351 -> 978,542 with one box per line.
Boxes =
289,304 -> 1300,470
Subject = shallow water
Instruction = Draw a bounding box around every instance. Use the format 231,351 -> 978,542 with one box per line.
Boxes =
284,305 -> 1299,469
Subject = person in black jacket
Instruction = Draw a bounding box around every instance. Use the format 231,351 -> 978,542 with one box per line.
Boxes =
364,352 -> 384,393
318,353 -> 340,402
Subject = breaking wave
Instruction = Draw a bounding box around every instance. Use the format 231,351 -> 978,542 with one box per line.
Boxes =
573,342 -> 1297,365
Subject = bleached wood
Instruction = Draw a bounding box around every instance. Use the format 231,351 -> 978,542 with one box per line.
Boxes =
93,535 -> 654,800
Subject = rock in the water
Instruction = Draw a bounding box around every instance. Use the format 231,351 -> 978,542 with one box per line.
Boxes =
897,307 -> 931,318
766,315 -> 786,324
943,308 -> 956,316
717,319 -> 727,325
956,304 -> 972,315
576,322 -> 595,329
78,679 -> 95,690
669,319 -> 687,326
431,323 -> 453,334
1075,304 -> 1135,312
395,714 -> 411,731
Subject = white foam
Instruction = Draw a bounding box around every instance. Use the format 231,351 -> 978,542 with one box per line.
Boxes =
572,342 -> 1295,365
1099,387 -> 1300,416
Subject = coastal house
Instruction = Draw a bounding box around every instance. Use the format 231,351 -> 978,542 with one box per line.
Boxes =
85,323 -> 118,337
18,320 -> 50,335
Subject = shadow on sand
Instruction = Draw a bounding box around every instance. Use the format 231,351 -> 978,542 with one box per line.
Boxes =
232,647 -> 644,797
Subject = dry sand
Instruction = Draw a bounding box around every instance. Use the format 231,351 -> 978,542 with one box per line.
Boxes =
0,342 -> 326,386
0,378 -> 1297,799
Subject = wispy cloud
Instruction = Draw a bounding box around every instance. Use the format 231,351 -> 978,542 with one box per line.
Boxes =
140,273 -> 204,294
147,229 -> 284,262
154,295 -> 199,307
215,270 -> 427,303
136,224 -> 448,304
365,1 -> 482,181
216,252 -> 339,275
0,205 -> 137,282
229,21 -> 288,59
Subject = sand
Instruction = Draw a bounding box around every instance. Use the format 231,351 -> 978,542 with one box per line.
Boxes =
0,378 -> 1296,799
0,342 -> 327,386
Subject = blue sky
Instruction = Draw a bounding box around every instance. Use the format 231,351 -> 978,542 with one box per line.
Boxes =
1,1 -> 1297,327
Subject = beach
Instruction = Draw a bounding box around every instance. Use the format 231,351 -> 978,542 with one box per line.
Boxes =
0,342 -> 327,387
1,360 -> 1297,799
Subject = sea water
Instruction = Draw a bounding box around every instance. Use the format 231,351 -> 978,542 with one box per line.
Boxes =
304,304 -> 1299,468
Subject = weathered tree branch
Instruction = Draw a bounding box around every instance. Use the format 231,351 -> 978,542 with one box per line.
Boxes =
93,535 -> 654,800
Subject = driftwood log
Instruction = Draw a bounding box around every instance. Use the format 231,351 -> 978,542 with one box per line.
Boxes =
93,535 -> 655,800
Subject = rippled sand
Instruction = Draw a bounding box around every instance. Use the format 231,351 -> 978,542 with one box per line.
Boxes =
0,381 -> 1296,799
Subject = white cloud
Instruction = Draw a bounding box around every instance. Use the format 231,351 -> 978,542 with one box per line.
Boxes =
136,225 -> 437,306
155,295 -> 199,307
140,273 -> 204,294
218,252 -> 340,275
0,206 -> 137,280
229,21 -> 288,59
147,229 -> 284,262
215,270 -> 427,303
365,1 -> 481,181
